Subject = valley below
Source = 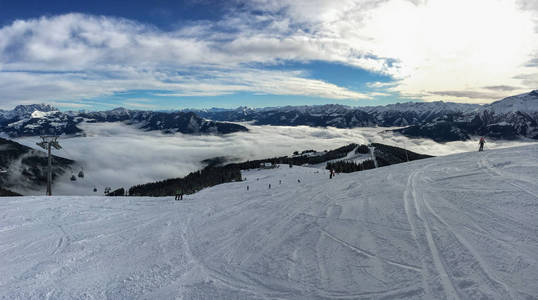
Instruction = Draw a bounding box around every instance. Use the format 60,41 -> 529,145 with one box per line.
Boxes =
12,122 -> 535,196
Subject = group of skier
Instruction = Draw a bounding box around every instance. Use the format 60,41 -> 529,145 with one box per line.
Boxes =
175,189 -> 183,200
174,137 -> 487,200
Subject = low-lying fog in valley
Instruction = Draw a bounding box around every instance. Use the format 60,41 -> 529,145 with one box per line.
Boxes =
15,122 -> 536,195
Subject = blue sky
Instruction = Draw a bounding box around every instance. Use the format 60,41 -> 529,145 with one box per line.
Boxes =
0,0 -> 536,111
67,61 -> 398,111
0,0 -> 228,29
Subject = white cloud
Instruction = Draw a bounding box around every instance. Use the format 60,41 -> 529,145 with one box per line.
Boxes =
0,14 -> 369,108
14,122 -> 534,195
249,0 -> 538,103
367,81 -> 399,89
0,0 -> 537,108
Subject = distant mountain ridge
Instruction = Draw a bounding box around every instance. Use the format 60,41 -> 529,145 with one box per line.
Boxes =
189,91 -> 538,141
481,90 -> 538,113
188,102 -> 480,129
0,106 -> 248,138
397,91 -> 538,141
2,90 -> 537,141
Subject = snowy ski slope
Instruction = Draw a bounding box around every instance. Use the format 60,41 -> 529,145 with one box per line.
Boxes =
0,145 -> 537,299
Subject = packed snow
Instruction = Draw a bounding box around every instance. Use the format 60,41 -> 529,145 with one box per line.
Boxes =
30,110 -> 55,119
1,145 -> 537,299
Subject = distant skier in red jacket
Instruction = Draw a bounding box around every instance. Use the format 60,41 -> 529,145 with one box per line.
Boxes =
478,137 -> 486,152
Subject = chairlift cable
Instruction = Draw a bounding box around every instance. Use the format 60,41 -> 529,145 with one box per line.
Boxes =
56,137 -> 98,191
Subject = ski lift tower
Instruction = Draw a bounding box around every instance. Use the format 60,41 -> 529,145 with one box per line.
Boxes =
36,136 -> 62,196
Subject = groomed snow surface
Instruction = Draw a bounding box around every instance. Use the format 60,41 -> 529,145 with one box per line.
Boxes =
1,145 -> 537,299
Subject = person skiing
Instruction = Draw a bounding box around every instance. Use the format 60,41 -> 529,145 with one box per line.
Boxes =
175,188 -> 183,200
478,137 -> 486,152
329,169 -> 335,179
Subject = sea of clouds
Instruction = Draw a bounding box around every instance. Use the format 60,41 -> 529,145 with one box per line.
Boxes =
14,122 -> 535,195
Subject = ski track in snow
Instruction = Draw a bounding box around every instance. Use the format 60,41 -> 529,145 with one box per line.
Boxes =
0,145 -> 537,299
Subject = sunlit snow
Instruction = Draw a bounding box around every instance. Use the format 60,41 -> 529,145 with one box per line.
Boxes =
1,145 -> 537,298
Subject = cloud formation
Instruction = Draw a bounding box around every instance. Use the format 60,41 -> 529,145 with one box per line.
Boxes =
430,90 -> 501,100
0,0 -> 537,108
14,122 -> 535,195
483,85 -> 522,92
0,13 -> 370,108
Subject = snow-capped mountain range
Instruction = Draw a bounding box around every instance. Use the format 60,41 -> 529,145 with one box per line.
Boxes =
192,90 -> 538,141
397,90 -> 538,141
0,106 -> 248,137
482,90 -> 538,113
1,90 -> 537,141
0,104 -> 81,137
187,100 -> 483,126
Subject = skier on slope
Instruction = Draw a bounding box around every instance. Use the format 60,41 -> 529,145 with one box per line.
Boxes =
478,137 -> 486,152
175,188 -> 183,200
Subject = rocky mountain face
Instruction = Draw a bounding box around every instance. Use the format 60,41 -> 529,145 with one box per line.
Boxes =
79,109 -> 247,134
193,91 -> 538,142
192,102 -> 480,128
0,137 -> 74,194
0,106 -> 248,138
482,90 -> 538,113
2,90 -> 536,142
0,104 -> 81,137
397,91 -> 538,141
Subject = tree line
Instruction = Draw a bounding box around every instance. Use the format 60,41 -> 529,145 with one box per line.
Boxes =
128,166 -> 242,197
326,143 -> 432,174
326,159 -> 377,173
0,187 -> 21,196
127,144 -> 358,197
127,143 -> 432,197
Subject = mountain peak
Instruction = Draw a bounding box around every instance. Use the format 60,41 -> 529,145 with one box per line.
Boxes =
0,104 -> 58,121
110,107 -> 129,112
13,103 -> 57,114
484,90 -> 538,113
